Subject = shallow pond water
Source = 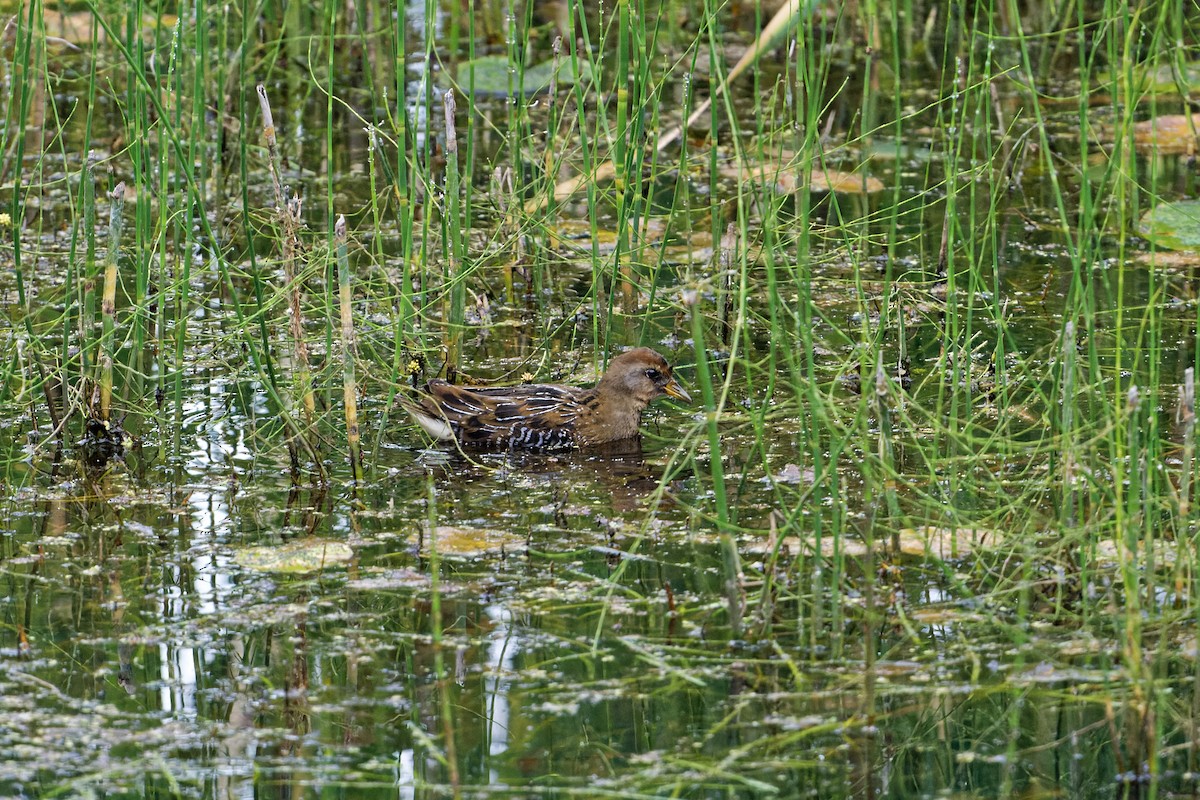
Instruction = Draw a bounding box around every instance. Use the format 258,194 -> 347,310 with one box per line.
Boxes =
1,447 -> 1168,799
4,0 -> 1200,797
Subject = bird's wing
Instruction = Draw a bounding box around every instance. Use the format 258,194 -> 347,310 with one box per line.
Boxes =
417,382 -> 590,448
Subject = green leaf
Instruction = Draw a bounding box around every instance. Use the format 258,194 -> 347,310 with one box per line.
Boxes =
1138,200 -> 1200,251
236,539 -> 354,573
456,55 -> 591,96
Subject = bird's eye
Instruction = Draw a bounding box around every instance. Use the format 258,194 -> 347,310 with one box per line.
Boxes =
645,368 -> 662,381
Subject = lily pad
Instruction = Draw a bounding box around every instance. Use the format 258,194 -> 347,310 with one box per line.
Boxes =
236,539 -> 354,573
1099,62 -> 1200,96
457,55 -> 592,96
426,525 -> 523,556
1138,200 -> 1200,251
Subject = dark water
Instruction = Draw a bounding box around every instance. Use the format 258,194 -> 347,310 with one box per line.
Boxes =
3,1 -> 1200,798
0,453 -> 1157,799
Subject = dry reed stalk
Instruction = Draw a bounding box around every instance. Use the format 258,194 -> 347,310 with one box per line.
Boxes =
99,182 -> 125,421
257,84 -> 316,430
257,84 -> 320,476
335,215 -> 363,483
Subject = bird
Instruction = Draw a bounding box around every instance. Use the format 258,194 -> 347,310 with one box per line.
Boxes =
401,347 -> 692,449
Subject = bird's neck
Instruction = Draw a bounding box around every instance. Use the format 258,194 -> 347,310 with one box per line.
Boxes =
592,384 -> 650,441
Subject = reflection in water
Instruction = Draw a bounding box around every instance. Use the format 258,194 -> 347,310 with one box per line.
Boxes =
0,375 -> 1178,799
484,604 -> 517,764
2,165 -> 1186,797
218,635 -> 255,800
415,436 -> 683,517
158,640 -> 197,717
397,748 -> 414,799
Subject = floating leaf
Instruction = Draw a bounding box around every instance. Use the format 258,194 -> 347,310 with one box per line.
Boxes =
426,525 -> 523,556
809,169 -> 886,194
347,568 -> 429,591
1138,200 -> 1200,251
909,608 -> 985,625
765,463 -> 813,484
1100,62 -> 1200,95
1093,538 -> 1176,566
895,526 -> 994,558
236,539 -> 353,573
456,55 -> 591,96
1133,113 -> 1200,154
741,528 -> 992,560
1134,249 -> 1200,269
872,660 -> 925,678
722,162 -> 885,195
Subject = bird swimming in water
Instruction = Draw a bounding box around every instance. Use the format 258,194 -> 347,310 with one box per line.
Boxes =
401,347 -> 691,449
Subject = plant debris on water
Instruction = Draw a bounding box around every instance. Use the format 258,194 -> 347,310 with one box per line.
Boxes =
1,0 -> 1199,797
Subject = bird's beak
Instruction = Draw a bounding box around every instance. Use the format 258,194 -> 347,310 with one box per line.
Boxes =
663,377 -> 692,403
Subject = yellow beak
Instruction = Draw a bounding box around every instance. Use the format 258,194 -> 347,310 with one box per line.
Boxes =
663,378 -> 692,403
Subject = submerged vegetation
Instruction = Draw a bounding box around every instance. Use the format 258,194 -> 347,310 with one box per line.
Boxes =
2,0 -> 1200,795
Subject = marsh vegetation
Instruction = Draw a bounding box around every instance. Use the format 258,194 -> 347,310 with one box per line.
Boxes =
2,0 -> 1200,796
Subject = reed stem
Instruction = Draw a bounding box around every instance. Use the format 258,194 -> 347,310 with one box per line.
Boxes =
443,91 -> 465,376
257,84 -> 317,471
335,216 -> 363,484
99,182 -> 125,422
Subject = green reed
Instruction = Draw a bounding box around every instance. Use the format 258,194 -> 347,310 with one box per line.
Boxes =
3,0 -> 1200,792
321,0 -> 338,416
76,155 -> 98,418
387,5 -> 416,350
0,0 -> 1162,572
443,92 -> 465,375
2,4 -> 59,434
0,0 -> 1190,667
573,5 -> 605,353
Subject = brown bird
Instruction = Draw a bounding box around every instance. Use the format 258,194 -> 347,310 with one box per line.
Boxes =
402,348 -> 691,448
